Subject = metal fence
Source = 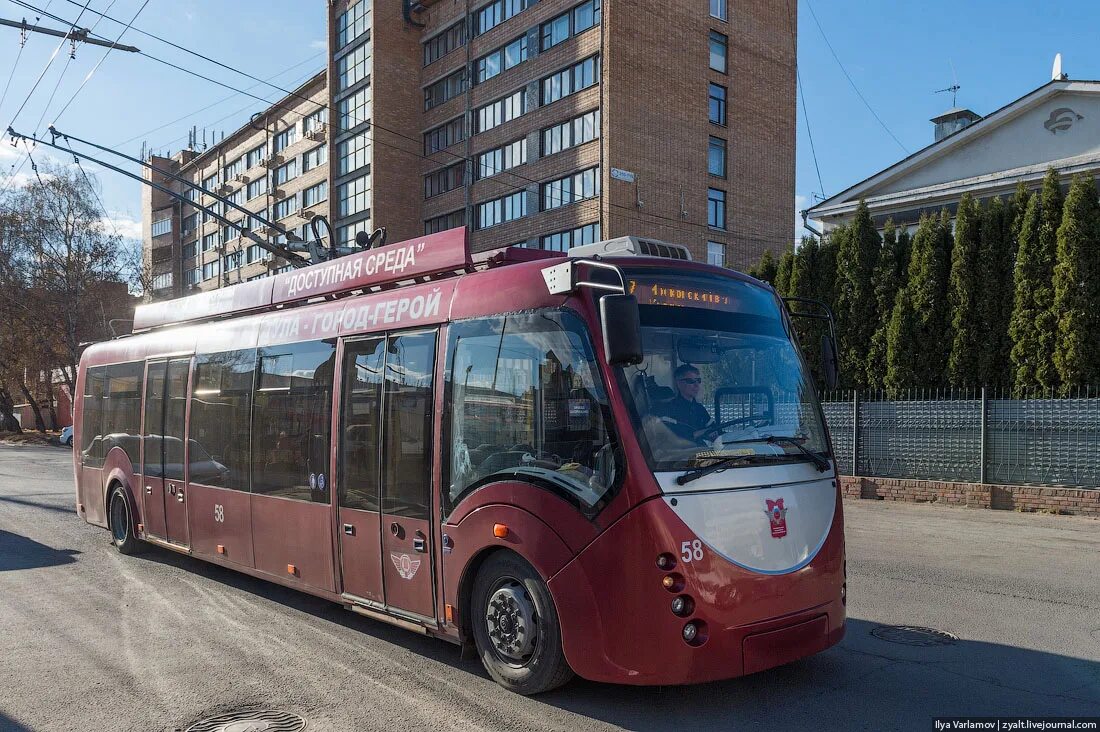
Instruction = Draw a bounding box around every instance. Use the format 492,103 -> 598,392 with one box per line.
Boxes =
821,388 -> 1100,488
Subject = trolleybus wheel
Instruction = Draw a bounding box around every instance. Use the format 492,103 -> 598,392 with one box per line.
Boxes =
108,485 -> 142,555
471,551 -> 573,695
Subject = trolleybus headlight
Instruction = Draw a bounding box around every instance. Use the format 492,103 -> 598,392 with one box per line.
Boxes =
682,622 -> 698,642
671,595 -> 694,617
656,553 -> 676,570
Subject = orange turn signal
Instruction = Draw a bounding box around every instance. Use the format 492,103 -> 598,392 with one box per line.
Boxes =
136,523 -> 143,533
287,564 -> 298,576
445,603 -> 455,624
216,545 -> 226,554
493,523 -> 509,538
662,575 -> 676,589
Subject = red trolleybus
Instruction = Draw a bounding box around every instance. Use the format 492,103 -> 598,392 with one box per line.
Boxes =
74,229 -> 845,694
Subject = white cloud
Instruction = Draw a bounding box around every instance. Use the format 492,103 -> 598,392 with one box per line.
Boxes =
101,212 -> 142,241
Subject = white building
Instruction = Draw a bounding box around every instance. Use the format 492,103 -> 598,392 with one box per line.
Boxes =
807,76 -> 1100,234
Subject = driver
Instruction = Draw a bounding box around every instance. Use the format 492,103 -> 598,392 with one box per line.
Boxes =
655,364 -> 714,441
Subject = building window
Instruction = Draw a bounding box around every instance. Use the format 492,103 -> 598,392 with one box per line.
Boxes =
425,209 -> 465,234
246,144 -> 267,169
303,108 -> 327,135
183,213 -> 199,232
424,21 -> 465,65
541,108 -> 599,156
708,136 -> 726,177
339,85 -> 372,131
542,166 -> 600,211
246,208 -> 269,231
202,173 -> 218,190
475,35 -> 528,84
708,83 -> 727,125
709,31 -> 727,73
223,250 -> 243,271
246,244 -> 270,264
475,89 -> 526,133
710,0 -> 727,21
223,157 -> 244,181
707,240 -> 726,266
540,0 -> 601,51
477,191 -> 527,230
246,177 -> 268,200
202,260 -> 221,280
222,224 -> 237,244
424,68 -> 467,111
186,267 -> 201,285
273,126 -> 298,153
338,220 -> 372,248
476,138 -> 526,180
303,181 -> 328,208
226,187 -> 245,207
274,197 -> 299,220
338,174 -> 371,218
182,241 -> 197,259
185,187 -> 197,203
151,217 -> 172,237
302,144 -> 327,172
202,232 -> 218,252
538,222 -> 600,252
338,37 -> 372,92
475,0 -> 537,36
707,188 -> 726,229
336,0 -> 371,49
541,55 -> 600,105
151,272 -> 173,290
424,164 -> 465,198
274,160 -> 297,186
338,132 -> 370,176
425,117 -> 464,153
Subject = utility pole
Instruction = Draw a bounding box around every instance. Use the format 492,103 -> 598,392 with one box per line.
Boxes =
0,17 -> 140,53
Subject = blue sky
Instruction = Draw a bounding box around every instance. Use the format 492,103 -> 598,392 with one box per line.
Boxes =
1,0 -> 1098,245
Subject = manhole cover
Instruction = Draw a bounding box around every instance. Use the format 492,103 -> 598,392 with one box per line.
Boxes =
186,710 -> 306,732
871,625 -> 958,646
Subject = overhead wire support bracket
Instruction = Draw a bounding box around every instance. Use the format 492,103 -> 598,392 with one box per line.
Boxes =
0,17 -> 140,52
6,125 -> 310,268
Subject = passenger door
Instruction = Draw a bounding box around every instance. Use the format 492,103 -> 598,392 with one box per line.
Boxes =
378,331 -> 437,619
336,331 -> 437,620
337,336 -> 387,603
141,360 -> 168,539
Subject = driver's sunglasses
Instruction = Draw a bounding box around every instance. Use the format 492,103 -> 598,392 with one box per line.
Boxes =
678,377 -> 702,384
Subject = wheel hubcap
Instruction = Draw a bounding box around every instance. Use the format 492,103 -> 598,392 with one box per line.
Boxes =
485,580 -> 537,662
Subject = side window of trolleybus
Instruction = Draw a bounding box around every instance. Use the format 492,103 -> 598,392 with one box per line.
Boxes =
252,340 -> 336,502
190,349 -> 256,490
445,310 -> 617,511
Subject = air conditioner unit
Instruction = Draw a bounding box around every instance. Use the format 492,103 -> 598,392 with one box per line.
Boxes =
264,155 -> 283,168
234,173 -> 249,183
306,126 -> 326,141
181,228 -> 192,238
298,210 -> 317,221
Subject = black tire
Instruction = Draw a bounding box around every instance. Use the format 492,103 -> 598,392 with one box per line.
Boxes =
65,436 -> 73,447
471,552 -> 573,695
108,485 -> 142,555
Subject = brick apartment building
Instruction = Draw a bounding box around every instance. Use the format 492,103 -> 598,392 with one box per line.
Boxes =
143,0 -> 795,300
331,0 -> 796,266
142,72 -> 329,299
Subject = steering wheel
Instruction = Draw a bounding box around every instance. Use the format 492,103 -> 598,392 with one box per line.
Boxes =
697,413 -> 773,441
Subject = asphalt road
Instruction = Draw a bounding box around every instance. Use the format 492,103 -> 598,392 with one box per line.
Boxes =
0,444 -> 1097,732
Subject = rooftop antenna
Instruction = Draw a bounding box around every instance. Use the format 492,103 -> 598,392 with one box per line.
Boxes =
934,60 -> 961,107
1052,53 -> 1067,81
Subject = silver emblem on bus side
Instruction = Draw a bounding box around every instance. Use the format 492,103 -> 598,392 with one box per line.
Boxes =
391,553 -> 421,580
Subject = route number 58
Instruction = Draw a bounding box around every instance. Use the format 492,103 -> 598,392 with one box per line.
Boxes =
681,540 -> 703,562
213,504 -> 225,523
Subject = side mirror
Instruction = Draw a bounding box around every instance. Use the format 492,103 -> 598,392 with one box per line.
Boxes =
600,294 -> 643,366
821,334 -> 839,390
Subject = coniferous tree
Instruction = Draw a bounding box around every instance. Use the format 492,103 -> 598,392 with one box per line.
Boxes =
866,222 -> 912,389
749,249 -> 778,285
1010,169 -> 1062,393
834,201 -> 880,387
1053,174 -> 1100,388
885,212 -> 954,390
975,196 -> 1015,387
947,194 -> 984,386
774,247 -> 794,296
1009,193 -> 1044,393
816,230 -> 840,310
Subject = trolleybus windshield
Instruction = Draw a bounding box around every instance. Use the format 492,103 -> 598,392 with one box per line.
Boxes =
620,272 -> 830,473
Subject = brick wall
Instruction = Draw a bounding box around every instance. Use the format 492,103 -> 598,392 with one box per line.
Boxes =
840,475 -> 1100,517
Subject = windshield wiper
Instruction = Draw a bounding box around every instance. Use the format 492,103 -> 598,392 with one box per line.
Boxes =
675,454 -> 763,485
722,434 -> 831,472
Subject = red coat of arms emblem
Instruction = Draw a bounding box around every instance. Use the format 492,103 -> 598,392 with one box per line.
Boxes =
765,498 -> 788,538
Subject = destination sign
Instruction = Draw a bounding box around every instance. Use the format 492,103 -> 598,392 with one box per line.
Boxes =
627,279 -> 733,309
